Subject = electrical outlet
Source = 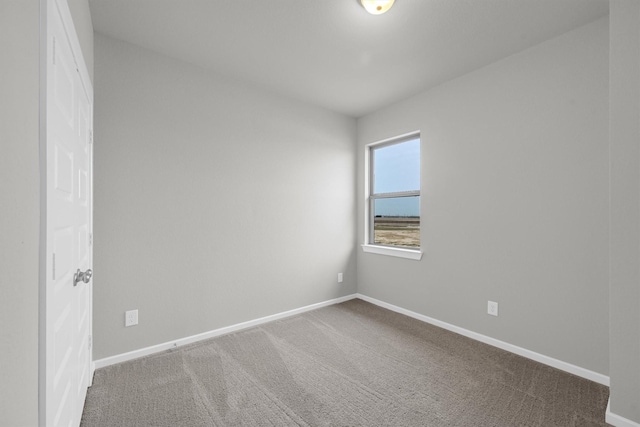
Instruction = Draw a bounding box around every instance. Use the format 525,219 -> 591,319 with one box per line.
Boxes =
487,301 -> 498,317
125,309 -> 138,327
338,273 -> 343,283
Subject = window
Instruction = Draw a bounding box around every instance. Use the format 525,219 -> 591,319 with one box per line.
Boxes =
363,133 -> 422,260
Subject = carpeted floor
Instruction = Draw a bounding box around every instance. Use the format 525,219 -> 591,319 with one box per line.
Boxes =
81,299 -> 610,426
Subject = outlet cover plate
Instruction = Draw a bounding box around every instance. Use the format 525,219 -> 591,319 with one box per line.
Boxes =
338,273 -> 343,283
125,309 -> 138,327
488,301 -> 498,316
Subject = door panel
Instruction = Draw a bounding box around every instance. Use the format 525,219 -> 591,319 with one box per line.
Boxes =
52,228 -> 73,281
52,32 -> 75,129
45,0 -> 93,425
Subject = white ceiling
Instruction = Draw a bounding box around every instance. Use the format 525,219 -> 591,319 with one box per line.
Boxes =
88,0 -> 609,118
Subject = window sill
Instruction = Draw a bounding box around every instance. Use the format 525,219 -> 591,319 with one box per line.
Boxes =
361,244 -> 423,260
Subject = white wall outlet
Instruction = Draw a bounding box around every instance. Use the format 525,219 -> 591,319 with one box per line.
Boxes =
487,301 -> 499,317
338,273 -> 343,283
125,309 -> 138,327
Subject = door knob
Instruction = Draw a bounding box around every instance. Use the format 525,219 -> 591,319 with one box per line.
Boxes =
74,268 -> 93,286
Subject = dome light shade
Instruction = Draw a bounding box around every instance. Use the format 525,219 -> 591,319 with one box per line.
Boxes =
361,0 -> 395,15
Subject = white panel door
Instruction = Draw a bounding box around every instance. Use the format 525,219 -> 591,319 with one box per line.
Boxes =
45,0 -> 93,425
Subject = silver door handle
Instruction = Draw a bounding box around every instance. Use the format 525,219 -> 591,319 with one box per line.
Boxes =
74,268 -> 93,286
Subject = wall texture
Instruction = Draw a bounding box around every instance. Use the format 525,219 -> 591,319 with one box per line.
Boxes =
93,34 -> 357,360
0,2 -> 40,426
609,0 -> 640,423
357,18 -> 609,376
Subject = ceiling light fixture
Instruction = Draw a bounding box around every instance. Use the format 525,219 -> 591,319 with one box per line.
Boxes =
360,0 -> 395,15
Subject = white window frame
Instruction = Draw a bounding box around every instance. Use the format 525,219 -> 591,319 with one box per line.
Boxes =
362,131 -> 423,260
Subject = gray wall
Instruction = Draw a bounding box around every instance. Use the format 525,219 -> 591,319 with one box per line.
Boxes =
0,2 -> 40,426
609,0 -> 640,423
357,18 -> 610,376
93,34 -> 357,360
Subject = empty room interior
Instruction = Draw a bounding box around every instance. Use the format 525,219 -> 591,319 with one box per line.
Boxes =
2,0 -> 640,426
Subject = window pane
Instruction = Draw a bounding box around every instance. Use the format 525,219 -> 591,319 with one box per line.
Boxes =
373,196 -> 420,247
373,138 -> 420,194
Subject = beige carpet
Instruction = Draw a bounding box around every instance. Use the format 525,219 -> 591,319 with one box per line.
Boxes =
81,299 -> 609,426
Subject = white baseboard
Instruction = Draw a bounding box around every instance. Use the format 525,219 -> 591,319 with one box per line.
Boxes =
94,292 -> 611,389
94,294 -> 358,369
356,293 -> 610,386
607,398 -> 640,427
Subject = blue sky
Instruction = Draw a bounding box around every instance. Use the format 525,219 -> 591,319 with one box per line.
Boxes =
373,138 -> 420,216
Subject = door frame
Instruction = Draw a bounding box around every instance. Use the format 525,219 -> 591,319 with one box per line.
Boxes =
38,0 -> 94,425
